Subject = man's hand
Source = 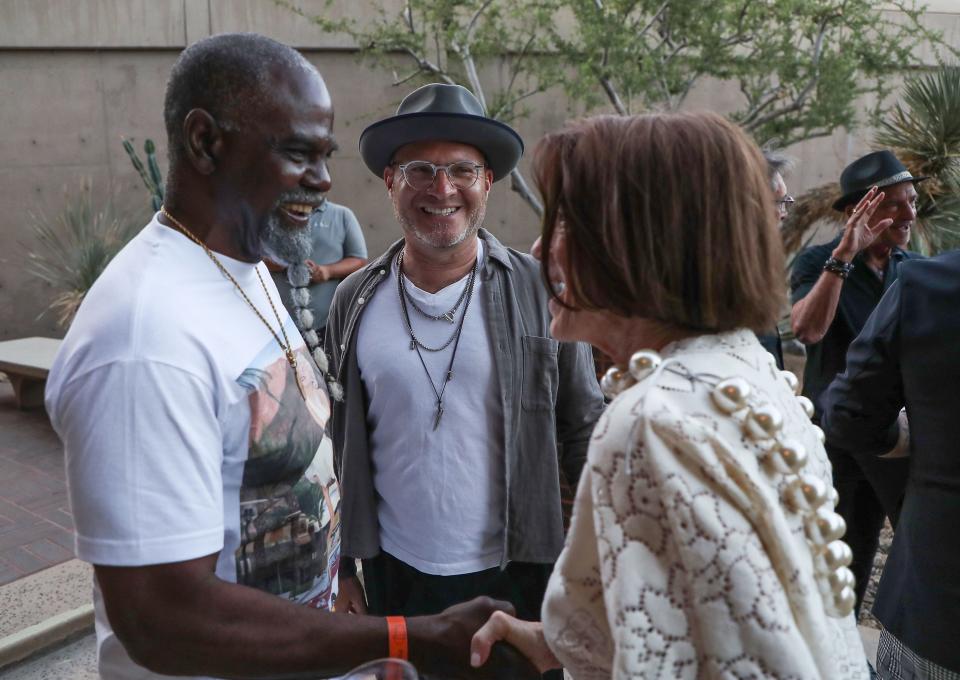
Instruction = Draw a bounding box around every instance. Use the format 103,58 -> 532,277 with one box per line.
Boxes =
307,259 -> 331,283
335,574 -> 368,614
410,597 -> 540,679
833,187 -> 894,262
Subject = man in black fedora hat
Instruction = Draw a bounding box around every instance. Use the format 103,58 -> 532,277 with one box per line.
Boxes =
789,149 -> 925,617
325,83 -> 604,642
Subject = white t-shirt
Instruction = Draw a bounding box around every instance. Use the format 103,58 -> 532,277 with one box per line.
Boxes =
46,216 -> 341,680
356,242 -> 506,575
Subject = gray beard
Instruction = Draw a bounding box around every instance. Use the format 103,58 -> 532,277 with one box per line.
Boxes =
259,212 -> 314,266
393,202 -> 486,249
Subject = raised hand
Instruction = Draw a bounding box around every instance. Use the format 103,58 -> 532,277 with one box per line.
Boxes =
834,187 -> 893,261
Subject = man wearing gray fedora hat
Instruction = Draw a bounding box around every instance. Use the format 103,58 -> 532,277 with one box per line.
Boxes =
789,149 -> 925,618
325,84 -> 604,639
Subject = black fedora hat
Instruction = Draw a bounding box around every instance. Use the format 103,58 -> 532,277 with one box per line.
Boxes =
832,150 -> 927,211
359,83 -> 523,182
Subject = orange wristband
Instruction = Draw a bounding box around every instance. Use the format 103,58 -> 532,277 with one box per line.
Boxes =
386,616 -> 408,660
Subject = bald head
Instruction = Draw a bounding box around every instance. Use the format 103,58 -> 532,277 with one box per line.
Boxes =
163,33 -> 320,167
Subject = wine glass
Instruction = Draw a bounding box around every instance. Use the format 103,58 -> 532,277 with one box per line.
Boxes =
341,658 -> 419,680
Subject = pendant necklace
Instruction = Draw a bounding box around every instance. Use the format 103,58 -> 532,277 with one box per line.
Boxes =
161,206 -> 305,400
396,249 -> 478,429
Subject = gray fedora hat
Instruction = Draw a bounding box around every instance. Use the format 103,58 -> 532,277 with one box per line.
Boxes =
359,83 -> 523,182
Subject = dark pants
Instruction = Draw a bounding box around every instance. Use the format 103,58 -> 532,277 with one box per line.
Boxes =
829,447 -> 909,619
362,551 -> 560,678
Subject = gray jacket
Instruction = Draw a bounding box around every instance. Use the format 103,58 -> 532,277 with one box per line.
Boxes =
325,229 -> 605,567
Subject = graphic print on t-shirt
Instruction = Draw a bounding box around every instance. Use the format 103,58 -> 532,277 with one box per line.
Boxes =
234,345 -> 340,609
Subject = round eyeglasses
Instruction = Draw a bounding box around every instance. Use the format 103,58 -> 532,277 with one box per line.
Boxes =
397,160 -> 484,191
776,195 -> 795,214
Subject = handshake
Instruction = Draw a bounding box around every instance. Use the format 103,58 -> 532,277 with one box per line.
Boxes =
364,597 -> 548,680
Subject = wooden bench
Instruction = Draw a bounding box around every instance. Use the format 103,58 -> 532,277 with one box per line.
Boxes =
0,337 -> 62,410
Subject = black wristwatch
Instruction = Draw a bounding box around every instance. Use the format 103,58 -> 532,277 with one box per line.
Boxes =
823,256 -> 854,279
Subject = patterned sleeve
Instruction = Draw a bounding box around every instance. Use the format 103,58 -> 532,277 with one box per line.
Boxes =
545,361 -> 869,679
541,412 -> 614,679
588,392 -> 829,678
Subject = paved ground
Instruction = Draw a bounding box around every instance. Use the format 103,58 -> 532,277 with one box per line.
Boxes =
0,380 -> 74,586
0,633 -> 97,679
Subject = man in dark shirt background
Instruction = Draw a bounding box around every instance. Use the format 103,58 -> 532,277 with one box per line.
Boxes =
757,147 -> 794,369
790,150 -> 924,616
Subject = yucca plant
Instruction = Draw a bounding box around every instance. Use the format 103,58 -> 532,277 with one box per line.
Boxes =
875,65 -> 960,255
25,182 -> 144,328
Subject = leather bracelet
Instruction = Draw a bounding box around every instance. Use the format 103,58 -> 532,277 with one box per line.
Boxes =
386,616 -> 409,660
823,256 -> 854,279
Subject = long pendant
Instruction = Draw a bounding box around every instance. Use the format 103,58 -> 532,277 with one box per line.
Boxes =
433,401 -> 444,430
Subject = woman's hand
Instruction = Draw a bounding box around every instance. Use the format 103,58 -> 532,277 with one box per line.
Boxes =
470,610 -> 561,674
833,186 -> 894,262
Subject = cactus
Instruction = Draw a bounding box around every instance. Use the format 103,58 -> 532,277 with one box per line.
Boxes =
122,137 -> 165,211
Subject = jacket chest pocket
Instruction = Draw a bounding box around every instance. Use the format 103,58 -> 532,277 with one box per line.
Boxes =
521,335 -> 559,411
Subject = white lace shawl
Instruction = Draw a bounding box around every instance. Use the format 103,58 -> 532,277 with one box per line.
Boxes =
542,330 -> 869,680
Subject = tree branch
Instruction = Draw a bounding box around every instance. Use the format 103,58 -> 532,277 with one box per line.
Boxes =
404,0 -> 415,34
504,32 -> 538,98
391,69 -> 423,87
465,0 -> 496,44
638,1 -> 670,40
745,13 -> 833,131
401,47 -> 456,84
599,75 -> 629,115
510,168 -> 544,217
740,84 -> 785,126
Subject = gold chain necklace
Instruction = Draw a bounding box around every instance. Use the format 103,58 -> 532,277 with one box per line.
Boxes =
160,206 -> 304,399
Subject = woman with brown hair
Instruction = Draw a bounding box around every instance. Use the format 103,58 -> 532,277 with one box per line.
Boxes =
470,112 -> 870,678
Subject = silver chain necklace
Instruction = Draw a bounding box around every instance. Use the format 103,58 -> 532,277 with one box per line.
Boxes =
402,265 -> 474,324
397,250 -> 477,352
396,249 -> 478,429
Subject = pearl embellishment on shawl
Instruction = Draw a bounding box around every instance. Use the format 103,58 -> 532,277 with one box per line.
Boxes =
603,349 -> 858,618
600,351 -> 662,399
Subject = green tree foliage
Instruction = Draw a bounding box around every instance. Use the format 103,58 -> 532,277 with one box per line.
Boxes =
279,0 -> 954,213
556,0 -> 950,145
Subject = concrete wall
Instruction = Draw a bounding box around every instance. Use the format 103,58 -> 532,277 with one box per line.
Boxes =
1,0 -> 958,339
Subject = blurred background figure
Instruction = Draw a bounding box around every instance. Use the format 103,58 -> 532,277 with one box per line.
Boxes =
756,145 -> 796,370
790,150 -> 924,618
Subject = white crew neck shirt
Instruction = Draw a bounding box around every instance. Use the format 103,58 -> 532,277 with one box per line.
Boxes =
46,216 -> 341,679
356,241 -> 505,575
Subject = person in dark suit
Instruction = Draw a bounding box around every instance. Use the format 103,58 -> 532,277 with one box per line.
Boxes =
790,150 -> 924,616
821,248 -> 960,677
